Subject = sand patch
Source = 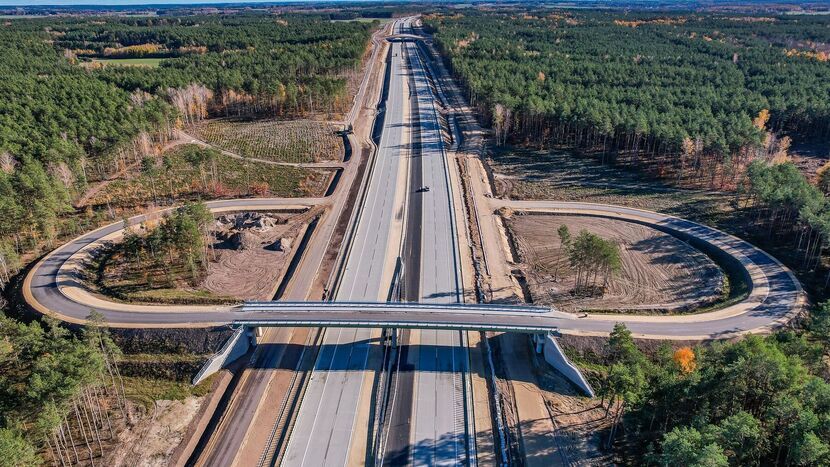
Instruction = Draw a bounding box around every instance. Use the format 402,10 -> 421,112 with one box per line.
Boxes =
203,209 -> 319,301
507,214 -> 724,313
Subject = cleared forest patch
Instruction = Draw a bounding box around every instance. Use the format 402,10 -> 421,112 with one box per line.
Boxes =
81,144 -> 330,210
88,209 -> 317,304
186,118 -> 344,163
506,213 -> 724,313
489,148 -> 735,227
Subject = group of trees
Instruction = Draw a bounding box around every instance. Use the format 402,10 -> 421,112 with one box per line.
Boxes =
120,202 -> 214,282
0,13 -> 372,292
598,321 -> 830,466
0,26 -> 173,263
41,14 -> 374,117
741,160 -> 830,285
558,225 -> 622,295
0,314 -> 125,466
425,11 -> 830,188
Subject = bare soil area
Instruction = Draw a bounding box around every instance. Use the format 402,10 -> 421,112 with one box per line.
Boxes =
790,139 -> 830,183
506,214 -> 724,313
489,149 -> 735,227
491,332 -> 616,466
203,209 -> 319,300
534,361 -> 617,466
96,209 -> 318,304
106,397 -> 205,467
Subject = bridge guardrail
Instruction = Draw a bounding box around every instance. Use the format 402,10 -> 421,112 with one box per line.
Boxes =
239,300 -> 549,314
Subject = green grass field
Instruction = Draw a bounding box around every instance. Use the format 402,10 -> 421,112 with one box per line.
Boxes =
91,57 -> 163,67
187,119 -> 343,164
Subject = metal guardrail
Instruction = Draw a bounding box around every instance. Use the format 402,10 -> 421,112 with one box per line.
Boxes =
234,319 -> 559,334
239,300 -> 549,314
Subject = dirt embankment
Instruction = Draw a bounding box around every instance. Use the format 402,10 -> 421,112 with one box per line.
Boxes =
110,327 -> 234,354
506,213 -> 724,313
106,397 -> 207,467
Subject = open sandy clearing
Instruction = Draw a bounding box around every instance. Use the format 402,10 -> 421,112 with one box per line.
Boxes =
106,397 -> 205,467
506,213 -> 724,313
202,209 -> 319,300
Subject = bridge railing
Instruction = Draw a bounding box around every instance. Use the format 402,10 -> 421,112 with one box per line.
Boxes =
237,300 -> 550,314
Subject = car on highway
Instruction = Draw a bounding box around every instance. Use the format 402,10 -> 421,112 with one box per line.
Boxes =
417,186 -> 430,192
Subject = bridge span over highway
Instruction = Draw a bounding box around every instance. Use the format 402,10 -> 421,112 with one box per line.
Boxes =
232,301 -> 559,333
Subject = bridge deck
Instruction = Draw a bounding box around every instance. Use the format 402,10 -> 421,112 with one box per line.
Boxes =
234,301 -> 559,333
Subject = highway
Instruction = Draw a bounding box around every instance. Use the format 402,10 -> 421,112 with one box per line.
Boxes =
19,14 -> 808,466
382,33 -> 471,466
279,20 -> 411,466
194,22 -> 396,466
282,17 -> 475,466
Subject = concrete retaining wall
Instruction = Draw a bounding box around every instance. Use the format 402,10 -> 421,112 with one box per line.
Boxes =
541,334 -> 595,397
192,326 -> 251,385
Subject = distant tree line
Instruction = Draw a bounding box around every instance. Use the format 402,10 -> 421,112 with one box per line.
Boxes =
36,14 -> 374,117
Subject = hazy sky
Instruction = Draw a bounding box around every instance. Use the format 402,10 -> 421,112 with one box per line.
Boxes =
1,0 -> 315,6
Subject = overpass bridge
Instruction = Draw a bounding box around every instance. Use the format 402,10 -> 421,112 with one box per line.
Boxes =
193,300 -> 594,396
231,301 -> 560,333
386,33 -> 424,42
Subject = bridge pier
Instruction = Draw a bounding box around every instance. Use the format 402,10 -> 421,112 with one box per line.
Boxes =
383,328 -> 398,348
192,326 -> 252,385
534,333 -> 545,354
533,332 -> 595,398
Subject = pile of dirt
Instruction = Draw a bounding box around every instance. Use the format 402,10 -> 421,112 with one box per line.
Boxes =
216,212 -> 286,232
507,214 -> 724,313
228,231 -> 261,250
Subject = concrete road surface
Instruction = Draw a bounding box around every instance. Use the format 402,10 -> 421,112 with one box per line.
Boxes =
399,35 -> 472,466
280,22 -> 411,466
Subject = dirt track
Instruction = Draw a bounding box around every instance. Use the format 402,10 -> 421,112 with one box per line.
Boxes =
507,214 -> 724,313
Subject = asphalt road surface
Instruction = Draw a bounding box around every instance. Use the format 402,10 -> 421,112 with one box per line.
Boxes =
24,194 -> 803,339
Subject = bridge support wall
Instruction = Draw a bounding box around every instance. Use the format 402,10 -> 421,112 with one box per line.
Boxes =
536,334 -> 595,397
192,326 -> 252,385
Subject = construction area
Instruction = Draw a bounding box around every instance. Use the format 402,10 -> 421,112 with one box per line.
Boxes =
92,209 -> 318,304
504,212 -> 725,313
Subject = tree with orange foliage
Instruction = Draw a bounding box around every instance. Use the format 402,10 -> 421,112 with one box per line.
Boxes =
249,181 -> 270,196
753,109 -> 770,130
673,347 -> 697,374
